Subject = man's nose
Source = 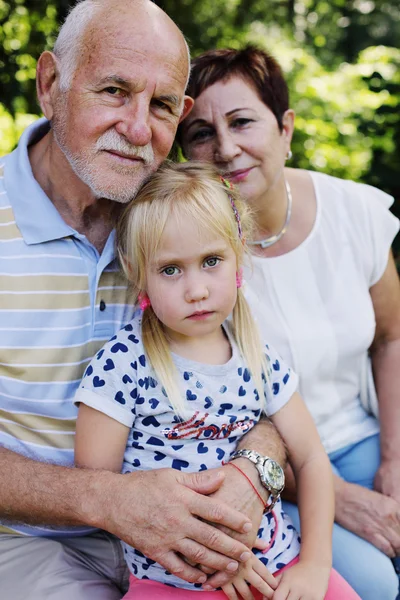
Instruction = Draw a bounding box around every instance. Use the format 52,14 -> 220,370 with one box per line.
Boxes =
115,98 -> 152,147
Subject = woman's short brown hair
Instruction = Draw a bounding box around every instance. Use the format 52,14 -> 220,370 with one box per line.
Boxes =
183,45 -> 289,133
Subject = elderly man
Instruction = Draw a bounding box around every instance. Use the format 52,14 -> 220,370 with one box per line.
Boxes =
0,1 -> 286,599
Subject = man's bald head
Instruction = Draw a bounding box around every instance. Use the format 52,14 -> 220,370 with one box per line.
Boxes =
53,0 -> 190,91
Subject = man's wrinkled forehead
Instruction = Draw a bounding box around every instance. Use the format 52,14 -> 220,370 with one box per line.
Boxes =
79,2 -> 189,85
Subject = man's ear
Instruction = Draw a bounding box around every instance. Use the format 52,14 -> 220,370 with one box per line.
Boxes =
179,95 -> 195,123
36,51 -> 60,120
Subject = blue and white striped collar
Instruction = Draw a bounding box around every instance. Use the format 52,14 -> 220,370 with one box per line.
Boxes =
3,118 -> 77,246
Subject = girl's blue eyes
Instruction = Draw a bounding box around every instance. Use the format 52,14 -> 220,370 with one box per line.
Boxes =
161,257 -> 221,276
162,266 -> 178,276
204,257 -> 220,268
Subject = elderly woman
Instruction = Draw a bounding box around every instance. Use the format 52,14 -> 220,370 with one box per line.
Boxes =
178,46 -> 400,599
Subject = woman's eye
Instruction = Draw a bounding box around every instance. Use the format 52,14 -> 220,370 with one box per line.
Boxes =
191,128 -> 213,143
162,266 -> 178,276
232,118 -> 252,127
204,257 -> 220,268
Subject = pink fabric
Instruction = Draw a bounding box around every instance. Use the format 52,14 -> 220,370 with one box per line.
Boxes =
123,557 -> 361,599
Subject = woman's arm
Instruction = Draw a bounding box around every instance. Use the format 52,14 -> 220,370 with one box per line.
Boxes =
369,251 -> 400,503
271,392 -> 334,569
283,458 -> 400,557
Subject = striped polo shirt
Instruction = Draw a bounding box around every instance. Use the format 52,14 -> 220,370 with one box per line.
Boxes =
0,119 -> 134,536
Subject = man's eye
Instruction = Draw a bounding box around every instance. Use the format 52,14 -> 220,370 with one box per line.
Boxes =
162,266 -> 178,276
204,257 -> 220,268
104,87 -> 122,96
152,99 -> 170,111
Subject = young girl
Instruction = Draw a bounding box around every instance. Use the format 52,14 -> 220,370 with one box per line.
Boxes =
74,162 -> 360,600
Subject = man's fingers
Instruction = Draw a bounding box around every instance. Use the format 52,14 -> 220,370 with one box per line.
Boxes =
253,537 -> 269,551
158,550 -> 208,584
199,565 -> 216,575
177,538 -> 240,574
190,493 -> 252,534
188,518 -> 252,562
180,469 -> 226,496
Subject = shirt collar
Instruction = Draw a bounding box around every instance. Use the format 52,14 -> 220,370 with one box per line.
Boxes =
4,118 -> 77,245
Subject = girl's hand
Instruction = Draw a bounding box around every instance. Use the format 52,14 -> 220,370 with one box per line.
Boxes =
222,553 -> 277,600
272,561 -> 330,600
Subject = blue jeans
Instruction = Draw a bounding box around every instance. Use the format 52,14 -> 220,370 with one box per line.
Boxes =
283,434 -> 399,600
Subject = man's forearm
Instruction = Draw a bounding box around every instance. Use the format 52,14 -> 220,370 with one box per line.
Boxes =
0,447 -> 109,527
237,417 -> 287,467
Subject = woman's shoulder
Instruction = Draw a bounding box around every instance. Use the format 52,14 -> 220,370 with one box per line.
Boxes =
307,169 -> 394,211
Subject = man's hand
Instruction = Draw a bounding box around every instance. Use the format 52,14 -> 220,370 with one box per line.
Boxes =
374,458 -> 400,505
335,477 -> 400,557
91,467 -> 254,585
199,418 -> 287,589
195,462 -> 266,590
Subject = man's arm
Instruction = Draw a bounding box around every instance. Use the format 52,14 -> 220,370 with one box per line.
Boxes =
212,417 -> 287,531
202,417 -> 288,589
0,447 -> 254,584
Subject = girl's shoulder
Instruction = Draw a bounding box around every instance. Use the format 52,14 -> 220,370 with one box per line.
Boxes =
91,312 -> 144,369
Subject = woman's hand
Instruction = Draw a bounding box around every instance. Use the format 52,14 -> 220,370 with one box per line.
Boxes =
335,476 -> 400,557
222,553 -> 277,600
272,561 -> 330,600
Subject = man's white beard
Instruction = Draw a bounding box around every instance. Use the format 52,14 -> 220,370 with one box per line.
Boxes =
52,98 -> 156,203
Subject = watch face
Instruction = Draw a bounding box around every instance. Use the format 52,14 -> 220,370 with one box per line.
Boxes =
264,459 -> 285,492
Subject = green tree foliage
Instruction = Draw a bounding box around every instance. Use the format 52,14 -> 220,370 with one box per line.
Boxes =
0,0 -> 399,253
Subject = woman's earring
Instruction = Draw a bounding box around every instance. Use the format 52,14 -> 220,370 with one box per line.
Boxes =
138,292 -> 151,310
236,269 -> 243,289
285,149 -> 293,161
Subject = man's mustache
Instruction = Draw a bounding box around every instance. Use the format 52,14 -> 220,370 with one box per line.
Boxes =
96,131 -> 154,165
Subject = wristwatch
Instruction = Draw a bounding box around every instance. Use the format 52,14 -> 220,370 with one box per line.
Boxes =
230,449 -> 285,511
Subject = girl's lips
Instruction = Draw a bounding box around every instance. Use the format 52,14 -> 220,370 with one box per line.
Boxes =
225,167 -> 253,183
187,311 -> 214,321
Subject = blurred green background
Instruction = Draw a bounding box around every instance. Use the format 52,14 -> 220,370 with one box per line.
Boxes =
0,0 -> 399,257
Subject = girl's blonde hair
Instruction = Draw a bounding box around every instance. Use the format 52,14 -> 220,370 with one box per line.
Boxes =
117,161 -> 269,416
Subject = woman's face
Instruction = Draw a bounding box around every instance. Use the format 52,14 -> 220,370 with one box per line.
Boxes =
181,76 -> 294,204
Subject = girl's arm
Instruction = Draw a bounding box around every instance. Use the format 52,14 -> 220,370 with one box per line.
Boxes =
270,392 -> 334,598
75,403 -> 130,471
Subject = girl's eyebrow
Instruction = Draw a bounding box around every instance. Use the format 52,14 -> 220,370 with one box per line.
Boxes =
153,243 -> 230,266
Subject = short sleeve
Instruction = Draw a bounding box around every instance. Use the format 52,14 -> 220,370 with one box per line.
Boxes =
263,341 -> 298,417
74,325 -> 140,428
355,182 -> 399,286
